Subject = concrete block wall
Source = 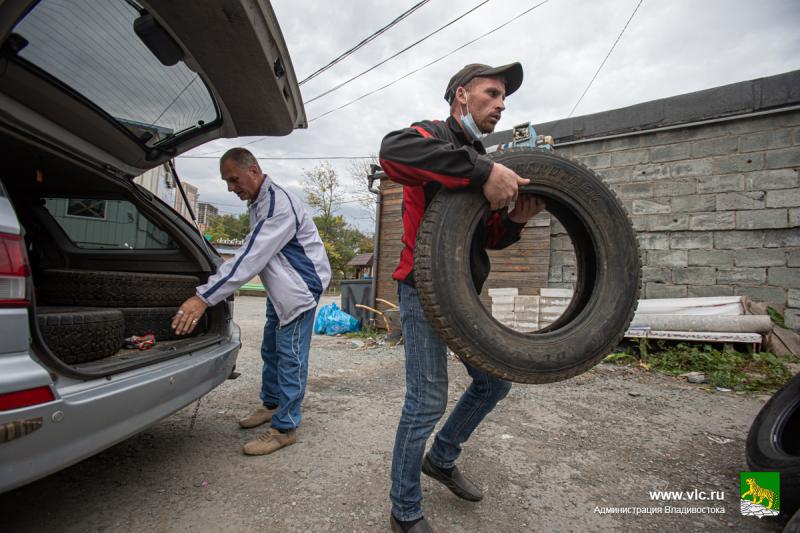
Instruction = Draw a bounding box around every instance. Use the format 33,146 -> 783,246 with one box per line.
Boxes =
548,109 -> 800,329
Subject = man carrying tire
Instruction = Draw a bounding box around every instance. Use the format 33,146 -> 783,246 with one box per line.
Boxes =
379,63 -> 545,532
171,147 -> 331,456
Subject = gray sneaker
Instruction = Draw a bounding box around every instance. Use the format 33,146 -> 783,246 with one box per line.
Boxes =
238,405 -> 277,428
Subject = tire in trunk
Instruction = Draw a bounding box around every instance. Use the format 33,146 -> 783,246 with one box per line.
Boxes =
37,307 -> 125,364
746,371 -> 800,517
37,269 -> 200,307
120,307 -> 204,341
414,147 -> 641,384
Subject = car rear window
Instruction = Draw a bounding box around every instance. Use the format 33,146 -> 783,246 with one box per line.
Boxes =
44,197 -> 178,250
12,0 -> 218,147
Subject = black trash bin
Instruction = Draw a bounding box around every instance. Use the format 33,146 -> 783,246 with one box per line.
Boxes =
340,280 -> 373,327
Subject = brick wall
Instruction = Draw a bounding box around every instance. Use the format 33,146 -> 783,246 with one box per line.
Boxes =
548,109 -> 800,328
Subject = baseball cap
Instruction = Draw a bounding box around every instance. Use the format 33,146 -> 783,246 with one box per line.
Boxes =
444,62 -> 523,103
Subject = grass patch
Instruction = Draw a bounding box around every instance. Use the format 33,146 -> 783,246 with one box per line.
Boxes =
344,324 -> 382,339
605,341 -> 794,392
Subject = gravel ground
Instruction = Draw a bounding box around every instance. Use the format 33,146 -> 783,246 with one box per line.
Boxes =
0,296 -> 789,532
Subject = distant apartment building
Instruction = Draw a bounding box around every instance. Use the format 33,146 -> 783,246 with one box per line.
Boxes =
174,181 -> 199,222
197,202 -> 219,226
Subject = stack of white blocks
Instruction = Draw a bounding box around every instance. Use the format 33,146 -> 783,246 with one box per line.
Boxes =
488,287 -> 573,331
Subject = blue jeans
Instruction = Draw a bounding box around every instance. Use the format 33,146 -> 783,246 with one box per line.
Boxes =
259,298 -> 315,431
390,282 -> 512,521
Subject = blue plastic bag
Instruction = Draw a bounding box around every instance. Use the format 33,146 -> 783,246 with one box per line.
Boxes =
314,302 -> 360,335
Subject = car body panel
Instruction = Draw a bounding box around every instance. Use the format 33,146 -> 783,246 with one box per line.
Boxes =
0,324 -> 240,493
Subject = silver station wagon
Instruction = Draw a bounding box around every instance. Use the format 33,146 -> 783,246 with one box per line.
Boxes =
0,0 -> 305,492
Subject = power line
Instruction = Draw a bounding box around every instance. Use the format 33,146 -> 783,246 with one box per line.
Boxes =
309,0 -> 550,123
568,0 -> 645,118
304,0 -> 490,104
299,0 -> 430,86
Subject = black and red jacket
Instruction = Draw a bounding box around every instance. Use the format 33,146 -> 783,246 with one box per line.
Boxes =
379,116 -> 525,290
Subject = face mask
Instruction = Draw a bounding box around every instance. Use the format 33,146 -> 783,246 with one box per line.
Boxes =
459,93 -> 485,141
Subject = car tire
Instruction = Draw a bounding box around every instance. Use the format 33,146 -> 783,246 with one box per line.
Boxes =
746,371 -> 800,517
414,147 -> 641,384
37,307 -> 125,364
37,269 -> 200,307
120,307 -> 203,341
785,508 -> 800,533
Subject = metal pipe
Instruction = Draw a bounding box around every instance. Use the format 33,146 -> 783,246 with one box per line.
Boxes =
368,166 -> 384,309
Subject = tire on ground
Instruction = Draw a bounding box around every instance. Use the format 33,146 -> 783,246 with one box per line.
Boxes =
746,371 -> 800,517
37,269 -> 200,307
414,147 -> 641,384
120,307 -> 204,341
37,307 -> 125,364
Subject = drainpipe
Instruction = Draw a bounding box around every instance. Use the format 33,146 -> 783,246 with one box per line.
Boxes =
368,165 -> 385,309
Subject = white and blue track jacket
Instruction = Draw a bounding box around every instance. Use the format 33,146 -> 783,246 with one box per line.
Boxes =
196,175 -> 331,326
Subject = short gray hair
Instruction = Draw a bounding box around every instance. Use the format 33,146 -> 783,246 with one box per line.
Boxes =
220,147 -> 259,169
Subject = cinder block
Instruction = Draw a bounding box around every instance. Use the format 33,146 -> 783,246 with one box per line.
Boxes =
551,235 -> 573,251
617,182 -> 654,199
551,251 -> 576,268
491,296 -> 516,305
492,304 -> 515,314
765,229 -> 800,248
647,214 -> 689,231
716,191 -> 765,211
655,179 -> 696,197
645,283 -> 688,298
745,169 -> 799,191
647,250 -> 688,268
767,267 -> 800,288
672,194 -> 716,213
513,296 -> 539,312
735,249 -> 787,267
740,130 -> 793,153
789,250 -> 800,267
670,232 -> 713,250
734,286 -> 787,306
513,322 -> 539,330
597,166 -> 633,184
670,159 -> 713,178
637,233 -> 670,250
563,266 -> 577,283
697,175 -> 744,194
611,148 -> 650,167
601,136 -> 642,152
691,137 -> 738,157
689,212 -> 736,231
688,249 -> 735,267
766,147 -> 800,169
785,309 -> 800,331
650,143 -> 691,163
788,208 -> 800,227
548,265 -> 563,282
631,163 -> 671,181
540,288 -> 573,298
488,288 -> 519,297
736,209 -> 788,230
717,268 -> 767,285
788,289 -> 800,308
712,153 -> 765,174
575,153 -> 611,169
672,267 -> 716,285
714,230 -> 764,249
688,285 -> 734,297
632,199 -> 670,214
766,189 -> 800,208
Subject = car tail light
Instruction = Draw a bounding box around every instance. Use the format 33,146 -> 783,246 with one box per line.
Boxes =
0,232 -> 30,307
0,386 -> 54,411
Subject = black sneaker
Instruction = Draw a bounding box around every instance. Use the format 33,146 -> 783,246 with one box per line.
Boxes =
390,514 -> 434,533
421,454 -> 483,502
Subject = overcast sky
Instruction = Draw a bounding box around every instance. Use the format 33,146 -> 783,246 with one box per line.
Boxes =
174,0 -> 800,232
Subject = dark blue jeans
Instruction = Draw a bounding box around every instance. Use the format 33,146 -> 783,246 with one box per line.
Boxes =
259,298 -> 315,431
390,282 -> 512,521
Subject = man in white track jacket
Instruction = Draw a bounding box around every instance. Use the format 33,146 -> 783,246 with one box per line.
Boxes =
172,147 -> 331,455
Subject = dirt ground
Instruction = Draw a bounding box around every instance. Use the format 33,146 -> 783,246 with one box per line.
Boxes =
0,296 -> 790,532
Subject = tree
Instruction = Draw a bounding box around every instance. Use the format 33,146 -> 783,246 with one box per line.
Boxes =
302,161 -> 343,241
206,212 -> 249,241
345,156 -> 380,225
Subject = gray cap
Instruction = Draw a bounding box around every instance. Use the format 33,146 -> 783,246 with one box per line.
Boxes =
444,62 -> 523,103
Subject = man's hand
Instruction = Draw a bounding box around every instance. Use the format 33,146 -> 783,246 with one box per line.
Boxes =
171,295 -> 209,335
509,195 -> 546,224
482,162 -> 530,210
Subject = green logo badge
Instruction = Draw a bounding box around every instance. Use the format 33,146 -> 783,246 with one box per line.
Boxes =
740,472 -> 780,517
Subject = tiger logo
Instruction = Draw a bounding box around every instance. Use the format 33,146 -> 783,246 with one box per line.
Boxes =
741,478 -> 779,510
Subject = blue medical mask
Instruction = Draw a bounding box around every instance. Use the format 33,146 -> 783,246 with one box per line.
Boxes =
459,94 -> 485,141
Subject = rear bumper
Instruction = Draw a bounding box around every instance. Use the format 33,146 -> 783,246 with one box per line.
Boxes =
0,325 -> 241,493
